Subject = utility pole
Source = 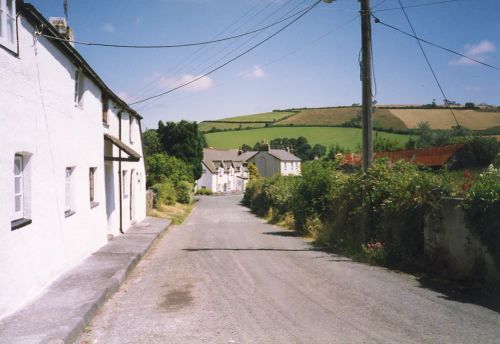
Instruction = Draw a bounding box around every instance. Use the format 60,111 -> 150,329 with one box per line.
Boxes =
360,0 -> 373,171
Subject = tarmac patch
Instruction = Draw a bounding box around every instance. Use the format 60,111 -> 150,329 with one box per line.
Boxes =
159,283 -> 193,311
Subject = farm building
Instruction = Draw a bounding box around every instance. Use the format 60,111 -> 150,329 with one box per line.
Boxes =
341,144 -> 464,169
0,2 -> 146,318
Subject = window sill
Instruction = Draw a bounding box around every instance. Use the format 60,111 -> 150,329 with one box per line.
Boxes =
65,210 -> 76,218
11,218 -> 32,231
102,122 -> 110,128
90,201 -> 100,209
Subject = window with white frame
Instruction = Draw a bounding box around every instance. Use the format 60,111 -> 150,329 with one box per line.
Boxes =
101,93 -> 109,124
89,167 -> 98,207
13,155 -> 24,220
0,0 -> 17,52
122,170 -> 128,197
65,167 -> 76,216
74,68 -> 84,107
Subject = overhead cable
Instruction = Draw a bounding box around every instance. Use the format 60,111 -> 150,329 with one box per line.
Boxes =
395,0 -> 460,127
374,0 -> 463,12
372,15 -> 500,71
129,0 -> 322,105
37,6 -> 311,49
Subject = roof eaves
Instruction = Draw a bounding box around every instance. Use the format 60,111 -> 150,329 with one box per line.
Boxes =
20,2 -> 142,120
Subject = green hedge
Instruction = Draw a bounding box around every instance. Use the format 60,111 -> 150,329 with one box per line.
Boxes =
177,181 -> 194,204
462,165 -> 500,269
243,160 -> 451,268
151,179 -> 177,206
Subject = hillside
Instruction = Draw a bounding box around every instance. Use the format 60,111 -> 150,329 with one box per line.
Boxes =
204,127 -> 413,151
199,106 -> 500,132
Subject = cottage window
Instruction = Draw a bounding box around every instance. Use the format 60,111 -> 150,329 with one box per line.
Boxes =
74,68 -> 84,107
122,170 -> 128,198
0,0 -> 17,52
89,167 -> 99,208
13,155 -> 24,220
65,167 -> 76,217
11,153 -> 32,230
102,93 -> 109,124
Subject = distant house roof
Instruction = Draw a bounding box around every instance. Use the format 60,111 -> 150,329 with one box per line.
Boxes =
375,144 -> 464,167
203,149 -> 249,174
268,149 -> 301,162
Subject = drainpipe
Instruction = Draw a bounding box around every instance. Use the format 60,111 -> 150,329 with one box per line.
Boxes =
118,110 -> 124,234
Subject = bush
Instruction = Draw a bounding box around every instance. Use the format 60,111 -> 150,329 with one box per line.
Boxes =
176,181 -> 194,204
146,153 -> 194,187
462,165 -> 500,269
196,188 -> 213,195
453,137 -> 498,169
151,180 -> 177,206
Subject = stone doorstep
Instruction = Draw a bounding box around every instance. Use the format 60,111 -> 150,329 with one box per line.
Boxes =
0,217 -> 171,344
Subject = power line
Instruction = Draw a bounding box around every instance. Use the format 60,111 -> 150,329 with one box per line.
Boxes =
395,0 -> 460,127
38,6 -> 309,49
374,0 -> 464,12
128,0 -> 281,103
134,0 -> 310,108
129,0 -> 322,106
372,16 -> 500,71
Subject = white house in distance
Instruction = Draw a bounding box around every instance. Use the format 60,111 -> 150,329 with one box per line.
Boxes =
197,148 -> 252,193
197,146 -> 301,192
246,145 -> 301,177
0,1 -> 146,318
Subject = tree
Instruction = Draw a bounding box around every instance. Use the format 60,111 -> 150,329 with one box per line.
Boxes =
146,153 -> 194,187
142,129 -> 162,157
465,102 -> 476,109
157,120 -> 204,180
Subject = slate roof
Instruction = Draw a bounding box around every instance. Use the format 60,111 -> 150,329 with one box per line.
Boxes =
268,149 -> 301,161
203,149 -> 250,174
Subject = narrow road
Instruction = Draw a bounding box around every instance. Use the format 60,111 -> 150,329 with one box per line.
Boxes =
80,195 -> 500,344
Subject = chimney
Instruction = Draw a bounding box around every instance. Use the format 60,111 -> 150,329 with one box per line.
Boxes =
49,17 -> 74,45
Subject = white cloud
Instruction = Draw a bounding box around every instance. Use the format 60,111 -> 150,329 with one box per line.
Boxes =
159,74 -> 214,92
244,65 -> 266,79
102,23 -> 115,33
451,40 -> 496,66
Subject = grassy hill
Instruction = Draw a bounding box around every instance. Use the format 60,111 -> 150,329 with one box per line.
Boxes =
199,106 -> 500,132
204,127 -> 413,151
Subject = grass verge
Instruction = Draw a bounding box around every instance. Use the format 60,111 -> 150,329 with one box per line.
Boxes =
148,202 -> 194,225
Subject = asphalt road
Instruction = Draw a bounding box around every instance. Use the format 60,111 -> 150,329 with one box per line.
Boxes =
79,195 -> 500,344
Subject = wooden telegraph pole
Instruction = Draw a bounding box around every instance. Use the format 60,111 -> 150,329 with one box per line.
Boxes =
360,0 -> 373,171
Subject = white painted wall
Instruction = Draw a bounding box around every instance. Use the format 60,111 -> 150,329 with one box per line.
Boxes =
0,14 -> 145,318
248,152 -> 301,177
196,163 -> 248,193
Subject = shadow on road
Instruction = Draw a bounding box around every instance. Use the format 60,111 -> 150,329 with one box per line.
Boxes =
262,230 -> 302,237
416,275 -> 500,314
183,248 -> 324,252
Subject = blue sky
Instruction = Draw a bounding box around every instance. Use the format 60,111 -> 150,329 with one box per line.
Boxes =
30,0 -> 500,128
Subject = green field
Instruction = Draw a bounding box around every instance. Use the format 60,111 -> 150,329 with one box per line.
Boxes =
216,111 -> 295,122
198,121 -> 266,132
200,106 -> 500,132
204,126 -> 413,151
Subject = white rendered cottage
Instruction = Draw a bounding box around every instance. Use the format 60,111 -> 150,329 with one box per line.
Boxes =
0,2 -> 146,318
197,149 -> 251,193
246,147 -> 301,177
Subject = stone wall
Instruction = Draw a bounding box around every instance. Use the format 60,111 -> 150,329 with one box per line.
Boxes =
425,198 -> 500,284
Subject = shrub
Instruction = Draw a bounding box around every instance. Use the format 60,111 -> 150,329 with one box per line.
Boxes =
462,165 -> 500,269
146,153 -> 194,187
291,160 -> 341,232
151,180 -> 177,206
176,181 -> 194,204
453,137 -> 498,169
196,188 -> 213,195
